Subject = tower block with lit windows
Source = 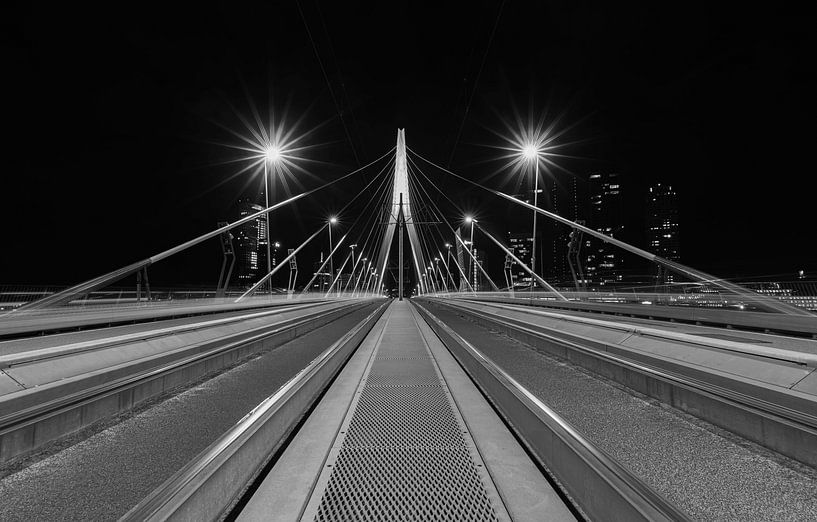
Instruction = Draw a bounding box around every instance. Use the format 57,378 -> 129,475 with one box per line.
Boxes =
375,129 -> 429,294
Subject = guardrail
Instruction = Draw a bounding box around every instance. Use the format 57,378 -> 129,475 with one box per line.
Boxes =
0,296 -> 341,340
452,293 -> 817,338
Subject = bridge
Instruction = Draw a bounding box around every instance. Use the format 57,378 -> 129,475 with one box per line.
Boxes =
1,131 -> 816,521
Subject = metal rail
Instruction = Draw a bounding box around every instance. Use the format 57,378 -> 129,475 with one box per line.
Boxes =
120,301 -> 389,521
453,299 -> 817,368
413,301 -> 691,522
0,301 -> 338,366
459,294 -> 817,338
0,297 -> 332,340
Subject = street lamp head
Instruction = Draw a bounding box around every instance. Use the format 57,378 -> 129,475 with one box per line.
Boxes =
329,217 -> 338,224
445,243 -> 451,248
264,145 -> 281,162
465,216 -> 473,223
522,144 -> 538,160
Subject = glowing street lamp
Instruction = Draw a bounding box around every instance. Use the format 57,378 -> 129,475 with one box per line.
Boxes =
264,145 -> 283,294
328,217 -> 338,287
264,145 -> 281,162
465,216 -> 478,289
522,144 -> 541,291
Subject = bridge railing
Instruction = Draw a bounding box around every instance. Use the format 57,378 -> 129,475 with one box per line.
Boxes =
0,285 -> 341,313
427,284 -> 817,314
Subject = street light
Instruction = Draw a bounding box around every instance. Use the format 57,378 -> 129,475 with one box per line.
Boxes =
522,144 -> 540,292
442,243 -> 456,290
522,144 -> 538,160
465,216 -> 477,290
264,145 -> 283,294
328,216 -> 338,288
264,145 -> 281,162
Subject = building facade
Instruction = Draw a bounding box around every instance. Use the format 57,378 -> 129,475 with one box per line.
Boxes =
646,183 -> 680,283
508,232 -> 534,288
585,173 -> 624,285
233,198 -> 264,287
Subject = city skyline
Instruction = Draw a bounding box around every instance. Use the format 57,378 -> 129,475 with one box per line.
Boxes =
2,6 -> 816,522
1,3 -> 814,287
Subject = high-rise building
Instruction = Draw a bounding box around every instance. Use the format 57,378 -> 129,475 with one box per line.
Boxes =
472,249 -> 487,291
548,178 -> 579,285
508,232 -> 534,288
257,187 -> 270,280
646,183 -> 680,283
233,198 -> 264,287
585,173 -> 624,285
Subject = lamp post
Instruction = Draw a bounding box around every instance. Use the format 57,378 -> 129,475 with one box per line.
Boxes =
444,243 -> 455,289
523,144 -> 539,292
263,146 -> 281,294
328,217 -> 337,291
354,258 -> 368,296
345,244 -> 357,296
465,216 -> 478,290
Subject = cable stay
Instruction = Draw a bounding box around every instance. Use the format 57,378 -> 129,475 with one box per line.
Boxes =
405,155 -> 498,292
408,147 -> 812,316
19,147 -> 395,311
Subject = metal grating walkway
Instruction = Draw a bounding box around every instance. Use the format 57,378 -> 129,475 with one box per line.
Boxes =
305,302 -> 503,521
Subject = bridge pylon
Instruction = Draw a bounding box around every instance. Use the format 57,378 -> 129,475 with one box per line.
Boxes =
375,129 -> 428,294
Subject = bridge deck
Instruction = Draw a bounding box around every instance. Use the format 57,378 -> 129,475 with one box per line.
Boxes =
239,300 -> 573,521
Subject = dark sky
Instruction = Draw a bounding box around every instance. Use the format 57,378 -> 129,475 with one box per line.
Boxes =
2,2 -> 814,287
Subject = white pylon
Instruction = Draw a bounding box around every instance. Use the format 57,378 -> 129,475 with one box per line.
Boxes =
376,129 -> 428,293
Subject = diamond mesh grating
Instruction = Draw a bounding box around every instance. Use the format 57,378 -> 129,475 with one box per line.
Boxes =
365,373 -> 441,387
343,387 -> 466,447
366,359 -> 441,387
374,356 -> 430,360
315,448 -> 498,521
311,311 -> 500,521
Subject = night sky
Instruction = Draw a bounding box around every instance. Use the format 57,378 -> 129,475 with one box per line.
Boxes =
2,2 -> 814,288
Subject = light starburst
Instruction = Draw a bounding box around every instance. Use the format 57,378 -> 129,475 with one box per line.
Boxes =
200,87 -> 341,203
468,97 -> 591,196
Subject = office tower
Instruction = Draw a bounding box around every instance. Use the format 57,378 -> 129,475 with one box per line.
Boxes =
233,198 -> 264,287
646,183 -> 680,283
508,232 -> 534,288
585,173 -> 624,285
